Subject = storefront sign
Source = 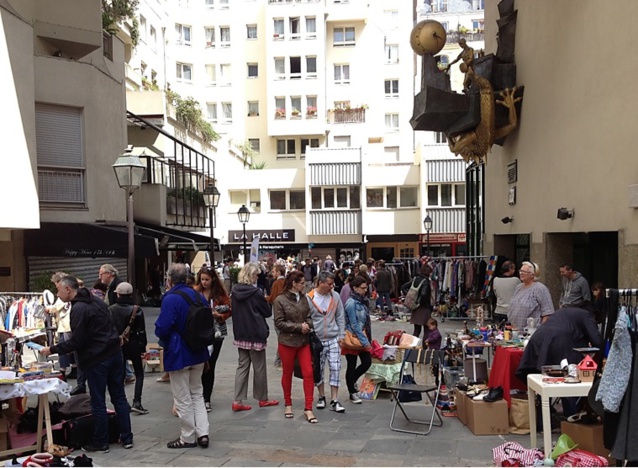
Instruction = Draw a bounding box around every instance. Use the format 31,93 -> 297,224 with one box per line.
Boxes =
228,229 -> 295,243
419,233 -> 465,243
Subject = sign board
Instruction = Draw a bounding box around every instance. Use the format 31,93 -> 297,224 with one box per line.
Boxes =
228,229 -> 295,243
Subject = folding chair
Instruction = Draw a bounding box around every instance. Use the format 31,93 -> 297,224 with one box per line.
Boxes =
387,348 -> 445,435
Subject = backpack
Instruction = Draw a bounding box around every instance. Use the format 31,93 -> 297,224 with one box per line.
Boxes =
171,290 -> 215,350
404,278 -> 426,311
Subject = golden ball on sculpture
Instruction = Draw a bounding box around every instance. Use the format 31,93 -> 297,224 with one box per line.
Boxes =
410,19 -> 447,56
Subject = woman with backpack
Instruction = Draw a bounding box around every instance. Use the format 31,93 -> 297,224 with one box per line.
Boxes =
401,264 -> 433,342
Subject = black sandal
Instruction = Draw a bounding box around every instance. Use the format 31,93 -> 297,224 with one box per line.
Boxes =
167,438 -> 197,449
304,410 -> 318,424
197,436 -> 209,448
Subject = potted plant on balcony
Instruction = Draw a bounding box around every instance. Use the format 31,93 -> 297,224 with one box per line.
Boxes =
275,108 -> 286,118
306,106 -> 317,117
291,109 -> 301,118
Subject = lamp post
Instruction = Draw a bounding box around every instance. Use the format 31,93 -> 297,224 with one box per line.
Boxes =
203,183 -> 221,267
112,147 -> 146,291
423,214 -> 433,257
237,204 -> 250,263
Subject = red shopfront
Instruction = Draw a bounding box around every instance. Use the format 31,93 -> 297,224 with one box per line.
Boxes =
419,233 -> 467,257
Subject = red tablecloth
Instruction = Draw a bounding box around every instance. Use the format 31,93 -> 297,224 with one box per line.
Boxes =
488,346 -> 526,407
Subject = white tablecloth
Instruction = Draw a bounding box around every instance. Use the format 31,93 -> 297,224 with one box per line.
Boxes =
0,378 -> 71,400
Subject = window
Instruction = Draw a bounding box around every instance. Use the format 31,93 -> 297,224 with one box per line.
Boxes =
247,24 -> 257,39
220,26 -> 230,47
435,132 -> 447,144
36,103 -> 85,205
205,64 -> 216,86
305,17 -> 316,38
247,101 -> 259,117
367,186 -> 418,208
300,138 -> 319,156
220,63 -> 231,85
205,27 -> 215,47
334,101 -> 350,110
176,62 -> 192,82
384,79 -> 399,97
384,146 -> 399,160
247,63 -> 258,78
149,26 -> 157,50
437,55 -> 449,71
306,96 -> 317,117
140,16 -> 147,43
385,113 -> 399,132
291,97 -> 301,117
334,64 -> 350,84
221,102 -> 232,123
440,21 -> 449,32
273,19 -> 284,38
290,56 -> 301,79
276,139 -> 296,158
275,96 -> 285,118
473,0 -> 485,10
333,136 -> 351,147
427,183 -> 465,206
274,57 -> 285,79
311,186 -> 359,210
384,10 -> 399,29
384,44 -> 399,64
290,17 -> 300,40
432,0 -> 448,13
333,26 -> 355,46
472,19 -> 485,31
219,0 -> 228,8
248,138 -> 260,153
306,56 -> 317,78
230,189 -> 261,213
270,190 -> 305,211
205,0 -> 214,6
175,23 -> 191,46
206,102 -> 217,122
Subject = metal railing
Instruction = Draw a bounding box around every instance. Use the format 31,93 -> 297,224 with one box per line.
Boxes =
310,209 -> 361,235
328,108 -> 366,124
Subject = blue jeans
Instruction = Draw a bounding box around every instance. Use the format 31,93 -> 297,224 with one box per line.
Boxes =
376,292 -> 392,310
85,352 -> 133,446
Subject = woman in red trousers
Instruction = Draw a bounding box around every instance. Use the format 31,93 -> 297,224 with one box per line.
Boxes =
273,271 -> 317,423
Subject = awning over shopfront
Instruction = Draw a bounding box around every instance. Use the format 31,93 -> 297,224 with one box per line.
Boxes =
24,223 -> 159,258
136,222 -> 218,252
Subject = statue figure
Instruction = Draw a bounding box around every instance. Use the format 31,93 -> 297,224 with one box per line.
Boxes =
446,38 -> 475,91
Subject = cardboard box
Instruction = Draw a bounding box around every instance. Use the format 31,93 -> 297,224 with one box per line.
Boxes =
560,421 -> 614,464
456,392 -> 509,435
145,343 -> 164,372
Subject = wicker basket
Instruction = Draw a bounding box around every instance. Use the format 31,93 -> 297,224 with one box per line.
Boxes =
372,347 -> 404,365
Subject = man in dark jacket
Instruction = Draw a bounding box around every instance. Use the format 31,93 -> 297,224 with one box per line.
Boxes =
109,282 -> 148,415
374,260 -> 393,311
99,263 -> 123,306
40,276 -> 132,453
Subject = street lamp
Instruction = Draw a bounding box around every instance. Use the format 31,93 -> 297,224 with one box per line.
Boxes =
237,204 -> 250,263
112,146 -> 146,291
423,215 -> 433,257
203,183 -> 221,267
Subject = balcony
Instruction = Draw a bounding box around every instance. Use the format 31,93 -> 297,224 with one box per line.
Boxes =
445,31 -> 485,44
426,207 -> 465,234
328,108 -> 366,124
310,210 -> 361,235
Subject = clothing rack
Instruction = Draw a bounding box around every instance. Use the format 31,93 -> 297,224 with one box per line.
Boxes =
606,288 -> 638,298
0,292 -> 43,296
429,255 -> 490,261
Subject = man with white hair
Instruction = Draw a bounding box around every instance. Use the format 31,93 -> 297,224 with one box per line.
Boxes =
99,264 -> 123,306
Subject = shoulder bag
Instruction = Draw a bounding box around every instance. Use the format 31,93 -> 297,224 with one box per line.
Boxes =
120,305 -> 139,346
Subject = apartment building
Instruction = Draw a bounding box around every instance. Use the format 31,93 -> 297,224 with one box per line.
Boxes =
0,0 -> 135,291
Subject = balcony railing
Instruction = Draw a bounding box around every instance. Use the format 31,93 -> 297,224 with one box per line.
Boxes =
310,209 -> 361,235
445,31 -> 485,44
328,108 -> 366,124
268,0 -> 321,3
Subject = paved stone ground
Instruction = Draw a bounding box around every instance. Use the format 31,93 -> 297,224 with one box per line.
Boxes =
48,308 -> 536,466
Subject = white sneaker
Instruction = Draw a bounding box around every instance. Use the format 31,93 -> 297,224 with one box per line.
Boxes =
330,400 -> 346,413
349,393 -> 362,404
316,396 -> 326,409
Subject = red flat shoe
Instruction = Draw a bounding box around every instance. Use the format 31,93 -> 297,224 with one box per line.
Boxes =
259,399 -> 280,408
232,402 -> 252,412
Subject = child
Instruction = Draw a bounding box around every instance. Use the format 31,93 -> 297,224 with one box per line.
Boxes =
425,318 -> 442,350
425,318 -> 442,386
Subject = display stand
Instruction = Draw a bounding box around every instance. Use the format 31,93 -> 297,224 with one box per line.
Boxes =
527,374 -> 592,459
0,378 -> 71,457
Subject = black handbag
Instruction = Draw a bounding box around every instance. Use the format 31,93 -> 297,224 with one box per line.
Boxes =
293,331 -> 324,383
398,374 -> 423,402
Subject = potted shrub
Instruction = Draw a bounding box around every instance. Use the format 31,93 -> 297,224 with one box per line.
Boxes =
306,106 -> 317,116
291,109 -> 301,117
275,108 -> 286,118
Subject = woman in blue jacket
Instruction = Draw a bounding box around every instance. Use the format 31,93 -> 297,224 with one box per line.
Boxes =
342,276 -> 372,404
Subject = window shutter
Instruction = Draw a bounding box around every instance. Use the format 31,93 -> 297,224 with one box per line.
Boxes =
35,103 -> 83,168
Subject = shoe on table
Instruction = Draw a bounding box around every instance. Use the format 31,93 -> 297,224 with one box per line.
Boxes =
82,443 -> 109,453
483,386 -> 504,403
316,396 -> 326,409
70,385 -> 86,396
349,393 -> 362,404
330,400 -> 346,413
131,401 -> 149,415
